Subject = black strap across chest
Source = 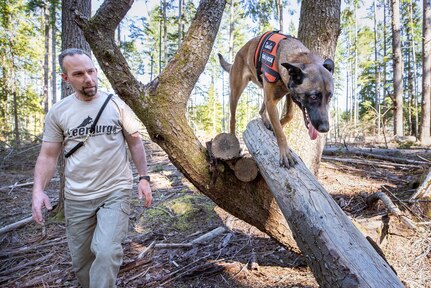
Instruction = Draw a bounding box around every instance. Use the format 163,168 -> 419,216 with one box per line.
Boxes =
64,94 -> 113,158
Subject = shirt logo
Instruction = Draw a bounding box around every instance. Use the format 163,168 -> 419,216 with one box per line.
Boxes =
66,116 -> 118,138
77,116 -> 93,128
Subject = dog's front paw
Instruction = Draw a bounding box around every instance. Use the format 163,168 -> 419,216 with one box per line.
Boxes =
279,150 -> 296,168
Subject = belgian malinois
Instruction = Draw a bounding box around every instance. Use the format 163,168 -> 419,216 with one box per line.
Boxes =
218,32 -> 334,168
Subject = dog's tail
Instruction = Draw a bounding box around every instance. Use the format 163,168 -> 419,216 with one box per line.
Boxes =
217,53 -> 232,73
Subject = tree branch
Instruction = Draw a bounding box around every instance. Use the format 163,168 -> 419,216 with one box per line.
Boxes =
73,0 -> 143,111
92,0 -> 133,31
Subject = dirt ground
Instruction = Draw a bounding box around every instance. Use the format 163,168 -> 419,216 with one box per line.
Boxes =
0,138 -> 430,288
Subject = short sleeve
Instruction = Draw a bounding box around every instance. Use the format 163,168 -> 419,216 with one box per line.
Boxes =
42,108 -> 64,142
116,98 -> 143,135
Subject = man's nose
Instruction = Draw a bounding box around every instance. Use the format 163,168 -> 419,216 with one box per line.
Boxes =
83,73 -> 93,82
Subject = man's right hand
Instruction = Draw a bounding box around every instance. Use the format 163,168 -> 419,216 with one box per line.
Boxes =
32,191 -> 53,224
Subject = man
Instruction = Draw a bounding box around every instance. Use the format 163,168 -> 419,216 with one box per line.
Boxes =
32,48 -> 152,288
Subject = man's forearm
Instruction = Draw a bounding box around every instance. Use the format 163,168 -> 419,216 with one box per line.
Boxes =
33,155 -> 58,193
126,134 -> 149,176
32,142 -> 62,194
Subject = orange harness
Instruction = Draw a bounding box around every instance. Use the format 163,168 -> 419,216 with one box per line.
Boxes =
254,31 -> 289,83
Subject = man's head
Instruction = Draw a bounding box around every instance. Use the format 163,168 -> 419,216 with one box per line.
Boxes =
59,48 -> 98,100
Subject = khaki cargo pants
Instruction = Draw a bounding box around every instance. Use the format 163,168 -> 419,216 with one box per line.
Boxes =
64,189 -> 131,288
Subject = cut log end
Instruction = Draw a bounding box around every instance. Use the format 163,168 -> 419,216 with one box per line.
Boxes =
234,156 -> 259,182
211,133 -> 241,160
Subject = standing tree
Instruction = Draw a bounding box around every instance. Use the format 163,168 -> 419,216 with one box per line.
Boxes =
54,0 -> 91,217
61,0 -> 90,97
391,0 -> 404,137
420,0 -> 431,145
291,0 -> 341,174
73,0 -> 402,285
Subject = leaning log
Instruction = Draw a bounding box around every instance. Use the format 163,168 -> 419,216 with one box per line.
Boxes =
243,119 -> 403,287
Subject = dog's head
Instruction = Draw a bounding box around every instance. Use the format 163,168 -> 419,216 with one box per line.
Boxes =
281,59 -> 334,140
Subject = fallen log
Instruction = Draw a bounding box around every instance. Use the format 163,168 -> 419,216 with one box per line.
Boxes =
0,216 -> 33,236
410,167 -> 431,218
323,147 -> 430,166
322,155 -> 422,169
366,192 -> 416,230
243,119 -> 403,287
410,167 -> 431,200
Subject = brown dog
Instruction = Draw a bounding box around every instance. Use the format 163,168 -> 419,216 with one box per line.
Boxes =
218,32 -> 334,168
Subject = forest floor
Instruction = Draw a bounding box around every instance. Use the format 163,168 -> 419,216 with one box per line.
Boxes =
0,135 -> 430,288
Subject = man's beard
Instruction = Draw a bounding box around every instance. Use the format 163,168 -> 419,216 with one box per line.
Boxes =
80,86 -> 98,97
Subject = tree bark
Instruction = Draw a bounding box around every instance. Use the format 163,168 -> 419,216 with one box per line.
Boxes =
61,0 -> 90,97
391,0 -> 404,137
50,0 -> 57,105
295,0 -> 341,174
43,4 -> 50,115
243,119 -> 403,287
420,0 -> 431,145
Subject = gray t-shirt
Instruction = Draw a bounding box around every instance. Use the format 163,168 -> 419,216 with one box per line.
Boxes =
43,92 -> 142,200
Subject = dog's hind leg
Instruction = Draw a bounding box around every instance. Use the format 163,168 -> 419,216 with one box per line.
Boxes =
228,61 -> 251,134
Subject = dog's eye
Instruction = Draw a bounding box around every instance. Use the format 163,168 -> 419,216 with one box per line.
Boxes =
309,93 -> 321,101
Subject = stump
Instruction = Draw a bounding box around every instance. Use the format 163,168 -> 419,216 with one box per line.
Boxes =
243,119 -> 403,288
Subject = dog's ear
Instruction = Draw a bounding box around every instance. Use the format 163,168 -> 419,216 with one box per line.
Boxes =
281,63 -> 305,85
323,59 -> 334,74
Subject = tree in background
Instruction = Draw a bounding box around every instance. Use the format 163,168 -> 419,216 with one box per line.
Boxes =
294,0 -> 341,173
420,0 -> 431,145
0,0 -> 44,144
391,0 -> 404,137
61,0 -> 90,97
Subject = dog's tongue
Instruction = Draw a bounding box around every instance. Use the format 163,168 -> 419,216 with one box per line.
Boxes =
308,123 -> 318,140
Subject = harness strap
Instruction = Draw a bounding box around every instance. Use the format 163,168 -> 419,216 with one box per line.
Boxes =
254,31 -> 290,83
254,31 -> 275,83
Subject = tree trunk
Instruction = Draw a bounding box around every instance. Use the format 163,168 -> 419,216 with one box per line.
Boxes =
391,0 -> 404,137
61,0 -> 90,97
420,0 -> 431,145
296,0 -> 341,174
277,0 -> 283,32
43,4 -> 50,115
243,119 -> 403,287
51,0 -> 57,105
54,0 -> 91,219
12,90 -> 19,145
178,0 -> 183,47
163,0 -> 167,66
374,0 -> 381,135
228,0 -> 234,62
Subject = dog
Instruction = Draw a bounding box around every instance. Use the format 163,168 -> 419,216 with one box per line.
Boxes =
218,31 -> 334,168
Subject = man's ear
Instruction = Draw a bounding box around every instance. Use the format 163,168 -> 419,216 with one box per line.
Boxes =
61,73 -> 68,82
323,59 -> 335,74
281,62 -> 305,85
